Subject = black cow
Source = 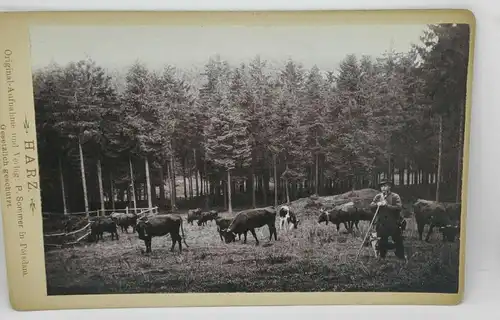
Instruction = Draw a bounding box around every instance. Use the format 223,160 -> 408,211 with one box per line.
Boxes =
278,205 -> 299,230
135,214 -> 188,253
90,217 -> 119,243
413,199 -> 461,242
214,216 -> 242,242
186,208 -> 203,225
220,206 -> 277,245
317,202 -> 357,232
114,213 -> 138,233
197,210 -> 219,226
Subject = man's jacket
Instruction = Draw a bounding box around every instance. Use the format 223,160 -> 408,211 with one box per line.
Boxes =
369,192 -> 403,234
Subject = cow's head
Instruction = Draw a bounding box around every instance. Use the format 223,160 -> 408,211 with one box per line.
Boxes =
318,208 -> 329,224
135,218 -> 150,239
220,228 -> 236,243
439,224 -> 459,242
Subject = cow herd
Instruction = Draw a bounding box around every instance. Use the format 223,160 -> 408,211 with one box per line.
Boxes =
84,197 -> 462,256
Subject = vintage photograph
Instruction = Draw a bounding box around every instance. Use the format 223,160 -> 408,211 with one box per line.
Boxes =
31,22 -> 470,295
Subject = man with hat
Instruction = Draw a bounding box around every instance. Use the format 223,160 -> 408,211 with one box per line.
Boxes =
369,178 -> 406,260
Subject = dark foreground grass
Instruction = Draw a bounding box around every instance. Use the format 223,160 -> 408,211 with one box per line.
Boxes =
44,212 -> 460,295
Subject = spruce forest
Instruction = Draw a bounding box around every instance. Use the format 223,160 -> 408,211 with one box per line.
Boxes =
33,23 -> 470,216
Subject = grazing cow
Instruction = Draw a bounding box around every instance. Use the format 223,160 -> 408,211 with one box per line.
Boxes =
90,217 -> 119,243
413,199 -> 461,242
220,206 -> 277,245
197,210 -> 219,226
214,216 -> 242,242
186,208 -> 203,225
317,202 -> 356,232
278,205 -> 299,230
135,214 -> 188,253
115,213 -> 138,233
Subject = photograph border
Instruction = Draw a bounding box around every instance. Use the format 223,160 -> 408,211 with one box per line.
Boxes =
0,9 -> 475,311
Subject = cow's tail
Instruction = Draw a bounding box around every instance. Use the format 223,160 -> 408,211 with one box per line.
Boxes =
180,218 -> 189,247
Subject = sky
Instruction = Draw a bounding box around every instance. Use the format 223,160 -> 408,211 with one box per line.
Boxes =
29,24 -> 428,74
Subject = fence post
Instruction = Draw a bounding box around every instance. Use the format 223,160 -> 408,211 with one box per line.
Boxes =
126,206 -> 129,215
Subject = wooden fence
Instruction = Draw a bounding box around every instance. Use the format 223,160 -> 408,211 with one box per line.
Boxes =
43,206 -> 159,249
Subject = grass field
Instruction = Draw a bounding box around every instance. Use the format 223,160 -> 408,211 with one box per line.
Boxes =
44,205 -> 460,295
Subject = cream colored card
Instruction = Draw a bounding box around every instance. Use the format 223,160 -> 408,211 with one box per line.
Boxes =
0,9 -> 474,311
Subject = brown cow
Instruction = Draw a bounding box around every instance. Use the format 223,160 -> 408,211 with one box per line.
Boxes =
115,213 -> 138,233
317,202 -> 356,232
135,214 -> 188,253
197,210 -> 219,226
90,217 -> 119,243
413,199 -> 461,242
214,216 -> 242,242
220,206 -> 277,245
186,208 -> 203,225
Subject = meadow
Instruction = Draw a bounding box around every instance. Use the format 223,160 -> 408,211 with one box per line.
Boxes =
44,193 -> 460,295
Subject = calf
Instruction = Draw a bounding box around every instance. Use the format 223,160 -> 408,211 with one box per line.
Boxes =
220,206 -> 277,245
278,205 -> 299,230
413,199 -> 461,242
197,210 -> 219,226
90,217 -> 119,243
186,208 -> 203,225
135,214 -> 188,253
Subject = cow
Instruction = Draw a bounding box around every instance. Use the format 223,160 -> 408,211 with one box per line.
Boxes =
135,214 -> 188,253
278,205 -> 299,230
186,208 -> 203,225
317,202 -> 357,232
220,206 -> 278,245
89,217 -> 119,243
214,216 -> 242,242
413,199 -> 461,242
115,213 -> 138,233
197,210 -> 219,226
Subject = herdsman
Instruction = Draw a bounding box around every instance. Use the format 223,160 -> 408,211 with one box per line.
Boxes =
369,179 -> 406,260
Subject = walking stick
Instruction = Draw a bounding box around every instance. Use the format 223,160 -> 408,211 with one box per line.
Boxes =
355,194 -> 386,261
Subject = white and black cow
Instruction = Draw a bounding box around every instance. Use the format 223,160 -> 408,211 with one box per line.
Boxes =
278,205 -> 299,231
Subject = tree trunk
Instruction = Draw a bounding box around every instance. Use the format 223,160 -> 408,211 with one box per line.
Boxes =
193,149 -> 200,197
58,156 -> 68,215
203,158 -> 209,210
182,158 -> 188,199
169,150 -> 177,210
96,158 -> 105,216
436,115 -> 443,202
251,166 -> 256,209
159,165 -> 166,209
188,166 -> 193,199
78,138 -> 89,217
109,171 -> 116,210
145,157 -> 153,209
285,163 -> 290,203
315,152 -> 319,195
273,153 -> 278,208
129,156 -> 137,214
227,170 -> 233,214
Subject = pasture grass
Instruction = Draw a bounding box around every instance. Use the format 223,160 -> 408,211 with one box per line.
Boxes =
44,207 -> 460,295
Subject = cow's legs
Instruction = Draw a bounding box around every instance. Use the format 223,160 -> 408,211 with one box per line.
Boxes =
269,225 -> 277,241
250,228 -> 259,245
243,231 -> 248,244
145,239 -> 152,253
416,220 -> 424,241
425,224 -> 435,242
